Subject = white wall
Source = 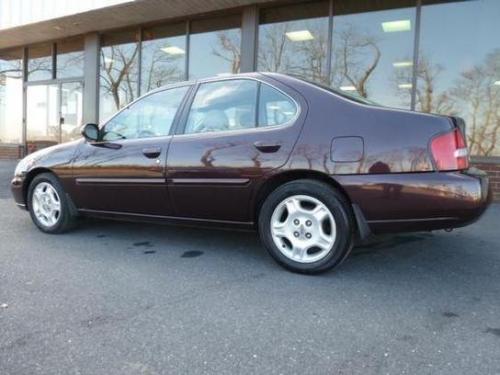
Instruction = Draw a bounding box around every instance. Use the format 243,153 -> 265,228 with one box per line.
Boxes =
0,0 -> 134,30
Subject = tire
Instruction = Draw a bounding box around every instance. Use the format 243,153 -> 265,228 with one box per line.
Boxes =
258,179 -> 354,274
27,173 -> 77,234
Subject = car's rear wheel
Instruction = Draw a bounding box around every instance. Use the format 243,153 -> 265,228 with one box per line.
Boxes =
28,173 -> 77,234
258,179 -> 354,274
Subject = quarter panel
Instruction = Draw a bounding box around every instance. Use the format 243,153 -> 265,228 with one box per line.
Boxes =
270,74 -> 453,175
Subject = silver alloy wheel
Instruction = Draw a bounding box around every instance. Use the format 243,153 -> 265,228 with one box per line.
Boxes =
31,182 -> 61,228
270,195 -> 337,263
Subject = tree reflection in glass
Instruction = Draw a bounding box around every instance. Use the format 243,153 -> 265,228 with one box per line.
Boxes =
141,24 -> 186,94
413,0 -> 500,156
189,16 -> 241,79
99,31 -> 139,121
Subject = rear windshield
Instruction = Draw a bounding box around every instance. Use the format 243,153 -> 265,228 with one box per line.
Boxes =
299,78 -> 380,106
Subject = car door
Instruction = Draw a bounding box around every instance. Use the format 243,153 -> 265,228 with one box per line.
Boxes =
166,77 -> 306,223
70,85 -> 191,216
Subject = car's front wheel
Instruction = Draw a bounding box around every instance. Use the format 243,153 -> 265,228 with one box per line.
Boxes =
259,180 -> 354,274
27,173 -> 77,234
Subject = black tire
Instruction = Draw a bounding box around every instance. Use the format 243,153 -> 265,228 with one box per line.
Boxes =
258,179 -> 354,274
27,173 -> 77,234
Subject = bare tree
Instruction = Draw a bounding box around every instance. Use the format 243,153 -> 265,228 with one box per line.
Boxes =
393,50 -> 500,156
394,55 -> 454,114
257,22 -> 328,83
100,44 -> 139,112
331,25 -> 381,98
451,50 -> 500,156
257,23 -> 289,73
141,42 -> 184,93
213,32 -> 241,74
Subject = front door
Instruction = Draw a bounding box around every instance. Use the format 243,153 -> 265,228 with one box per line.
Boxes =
71,85 -> 191,216
26,81 -> 83,154
167,78 -> 306,223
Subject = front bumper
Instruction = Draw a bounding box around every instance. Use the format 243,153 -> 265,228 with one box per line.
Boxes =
11,175 -> 27,210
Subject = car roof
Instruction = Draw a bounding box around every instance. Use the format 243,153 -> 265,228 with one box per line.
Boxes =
146,72 -> 281,96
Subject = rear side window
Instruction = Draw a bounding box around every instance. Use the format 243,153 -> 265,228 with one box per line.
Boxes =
258,84 -> 297,127
183,79 -> 298,135
185,80 -> 258,134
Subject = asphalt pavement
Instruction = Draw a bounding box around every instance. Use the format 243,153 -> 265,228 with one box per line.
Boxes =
0,160 -> 499,375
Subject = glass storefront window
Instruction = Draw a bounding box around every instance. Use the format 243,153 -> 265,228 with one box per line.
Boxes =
99,30 -> 140,121
189,15 -> 241,79
26,84 -> 60,152
28,43 -> 53,81
0,49 -> 23,145
57,37 -> 84,78
258,2 -> 330,84
419,0 -> 500,156
141,23 -> 186,94
330,0 -> 416,109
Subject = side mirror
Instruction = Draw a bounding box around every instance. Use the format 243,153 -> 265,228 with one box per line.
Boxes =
81,123 -> 99,142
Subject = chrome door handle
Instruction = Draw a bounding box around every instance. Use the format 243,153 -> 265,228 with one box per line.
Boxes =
253,141 -> 281,153
142,147 -> 161,159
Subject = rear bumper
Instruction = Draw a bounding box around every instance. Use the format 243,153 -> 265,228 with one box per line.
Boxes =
337,168 -> 491,234
11,175 -> 27,210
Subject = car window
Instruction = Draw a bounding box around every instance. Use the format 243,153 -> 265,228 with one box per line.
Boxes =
102,86 -> 189,141
185,80 -> 258,135
258,84 -> 297,127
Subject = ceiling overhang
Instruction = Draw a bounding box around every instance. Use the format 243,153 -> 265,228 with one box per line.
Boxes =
0,0 -> 269,50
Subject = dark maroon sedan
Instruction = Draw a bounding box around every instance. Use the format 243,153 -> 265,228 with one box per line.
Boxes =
11,73 -> 491,273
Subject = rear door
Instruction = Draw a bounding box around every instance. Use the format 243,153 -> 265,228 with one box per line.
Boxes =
166,77 -> 306,222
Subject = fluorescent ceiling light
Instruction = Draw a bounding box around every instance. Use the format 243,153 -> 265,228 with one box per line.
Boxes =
340,85 -> 356,91
398,83 -> 412,89
161,46 -> 185,55
494,80 -> 500,86
393,61 -> 413,68
285,30 -> 314,42
382,20 -> 411,33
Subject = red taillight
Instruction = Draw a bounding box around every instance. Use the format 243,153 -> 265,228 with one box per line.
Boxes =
430,128 -> 469,171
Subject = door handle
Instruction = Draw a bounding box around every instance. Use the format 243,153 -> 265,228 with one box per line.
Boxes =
142,147 -> 161,159
253,141 -> 281,153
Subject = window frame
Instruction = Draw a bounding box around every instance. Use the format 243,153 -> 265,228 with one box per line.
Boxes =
97,82 -> 194,143
175,77 -> 300,137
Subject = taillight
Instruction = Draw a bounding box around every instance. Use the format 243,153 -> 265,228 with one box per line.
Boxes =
430,128 -> 469,171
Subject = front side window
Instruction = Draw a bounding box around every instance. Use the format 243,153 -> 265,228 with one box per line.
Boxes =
184,79 -> 298,135
102,86 -> 189,141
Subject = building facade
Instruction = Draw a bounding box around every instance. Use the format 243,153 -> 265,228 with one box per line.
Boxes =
0,0 -> 499,198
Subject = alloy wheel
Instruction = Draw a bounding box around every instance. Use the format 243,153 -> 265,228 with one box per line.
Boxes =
270,195 -> 336,263
31,182 -> 61,228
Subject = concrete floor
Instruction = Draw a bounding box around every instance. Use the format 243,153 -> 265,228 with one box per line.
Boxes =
1,160 -> 499,374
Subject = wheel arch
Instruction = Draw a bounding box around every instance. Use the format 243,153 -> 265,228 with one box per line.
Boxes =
253,170 -> 352,222
253,170 -> 371,240
23,167 -> 56,208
